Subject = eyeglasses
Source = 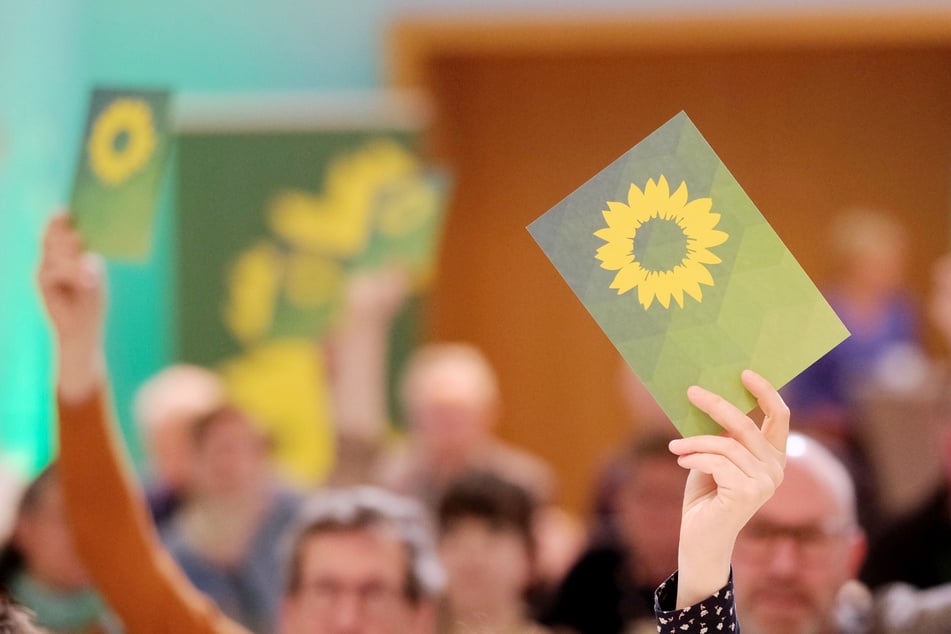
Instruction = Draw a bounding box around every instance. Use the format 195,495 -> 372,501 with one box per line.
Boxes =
296,579 -> 408,618
735,520 -> 855,566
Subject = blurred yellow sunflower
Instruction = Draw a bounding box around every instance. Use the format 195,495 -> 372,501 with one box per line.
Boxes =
377,176 -> 438,238
594,175 -> 728,309
87,98 -> 156,186
224,242 -> 281,344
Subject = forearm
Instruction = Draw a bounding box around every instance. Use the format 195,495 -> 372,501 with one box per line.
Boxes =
675,532 -> 734,609
327,311 -> 392,442
57,381 -> 246,633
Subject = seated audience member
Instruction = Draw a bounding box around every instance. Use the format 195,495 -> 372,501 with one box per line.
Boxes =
784,208 -> 919,435
543,433 -> 684,634
280,487 -> 444,634
37,213 -> 789,633
384,343 -> 584,587
861,254 -> 951,590
162,406 -> 300,633
381,343 -> 554,507
0,465 -> 120,633
435,471 -> 548,634
671,430 -> 951,633
783,209 -> 919,535
134,365 -> 225,526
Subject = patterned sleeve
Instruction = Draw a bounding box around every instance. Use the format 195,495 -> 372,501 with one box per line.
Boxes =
654,570 -> 737,633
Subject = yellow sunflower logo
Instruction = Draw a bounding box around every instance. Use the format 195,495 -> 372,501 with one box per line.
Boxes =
594,175 -> 728,309
87,98 -> 157,186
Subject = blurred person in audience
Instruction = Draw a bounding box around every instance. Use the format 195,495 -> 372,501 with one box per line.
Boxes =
860,255 -> 951,590
784,208 -> 920,436
0,465 -> 120,633
134,364 -> 225,526
435,471 -> 548,634
542,433 -> 684,634
381,343 -> 582,587
162,405 -> 300,632
783,208 -> 918,535
280,486 -> 443,634
381,343 -> 554,507
673,430 -> 951,634
38,212 -> 796,634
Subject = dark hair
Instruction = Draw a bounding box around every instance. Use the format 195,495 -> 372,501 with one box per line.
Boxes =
436,471 -> 536,555
0,465 -> 58,591
283,487 -> 444,605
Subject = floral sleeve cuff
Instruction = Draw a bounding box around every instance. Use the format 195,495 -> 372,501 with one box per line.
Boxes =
654,569 -> 737,633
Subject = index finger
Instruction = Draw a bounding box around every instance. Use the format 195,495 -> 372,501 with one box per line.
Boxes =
741,369 -> 789,454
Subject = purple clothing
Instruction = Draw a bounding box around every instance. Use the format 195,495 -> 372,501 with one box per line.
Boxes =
783,290 -> 918,427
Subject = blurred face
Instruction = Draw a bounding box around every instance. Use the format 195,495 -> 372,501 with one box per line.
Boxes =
14,480 -> 91,591
439,517 -> 532,617
146,413 -> 194,489
191,412 -> 267,498
732,462 -> 865,634
406,362 -> 494,458
617,456 -> 686,585
281,529 -> 432,634
848,242 -> 905,297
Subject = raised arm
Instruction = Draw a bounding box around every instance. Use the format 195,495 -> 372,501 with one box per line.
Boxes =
38,215 -> 248,634
654,370 -> 788,631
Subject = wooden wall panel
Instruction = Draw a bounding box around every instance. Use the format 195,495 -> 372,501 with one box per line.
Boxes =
393,13 -> 951,515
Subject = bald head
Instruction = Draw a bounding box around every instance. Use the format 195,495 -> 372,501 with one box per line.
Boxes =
784,433 -> 858,527
733,433 -> 866,634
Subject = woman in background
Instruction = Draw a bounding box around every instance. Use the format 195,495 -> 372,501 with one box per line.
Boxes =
0,465 -> 120,633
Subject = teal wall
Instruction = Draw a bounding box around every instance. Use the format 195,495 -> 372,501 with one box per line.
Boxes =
0,0 -> 935,476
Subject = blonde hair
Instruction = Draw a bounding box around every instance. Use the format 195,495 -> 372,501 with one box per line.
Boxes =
399,343 -> 499,410
133,364 -> 225,431
828,207 -> 906,266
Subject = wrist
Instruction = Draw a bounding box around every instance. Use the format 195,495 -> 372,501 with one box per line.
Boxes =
57,337 -> 105,403
676,537 -> 734,608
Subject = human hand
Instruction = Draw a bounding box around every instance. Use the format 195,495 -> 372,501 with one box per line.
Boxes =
668,369 -> 788,608
37,214 -> 106,400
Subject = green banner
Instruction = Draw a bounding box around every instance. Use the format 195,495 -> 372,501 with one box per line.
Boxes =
178,122 -> 431,483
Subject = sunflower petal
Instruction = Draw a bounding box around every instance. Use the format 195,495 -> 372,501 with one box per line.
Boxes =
611,263 -> 646,294
688,246 -> 722,265
596,240 -> 634,270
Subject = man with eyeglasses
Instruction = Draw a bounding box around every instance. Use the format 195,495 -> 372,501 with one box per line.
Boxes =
712,432 -> 951,633
279,487 -> 444,634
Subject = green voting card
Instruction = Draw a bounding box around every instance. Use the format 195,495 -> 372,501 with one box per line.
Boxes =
528,112 -> 849,437
350,170 -> 450,287
71,87 -> 172,260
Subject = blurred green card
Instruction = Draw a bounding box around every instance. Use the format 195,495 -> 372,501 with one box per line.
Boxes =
70,87 -> 172,260
528,112 -> 849,437
350,170 -> 450,287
